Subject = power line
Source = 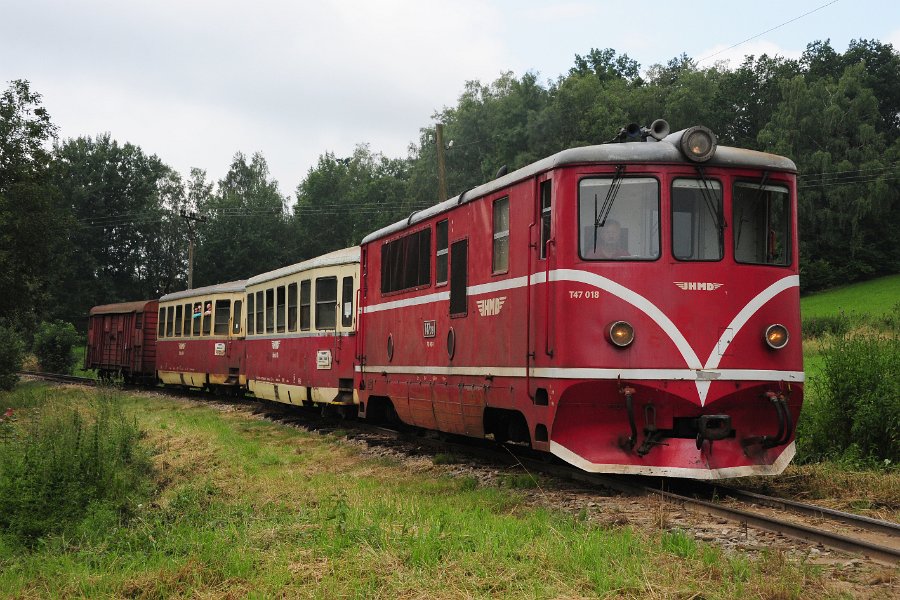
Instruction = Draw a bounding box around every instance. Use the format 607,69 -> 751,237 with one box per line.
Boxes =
697,0 -> 841,64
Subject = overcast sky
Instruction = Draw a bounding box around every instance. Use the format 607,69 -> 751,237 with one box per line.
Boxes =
3,0 -> 898,197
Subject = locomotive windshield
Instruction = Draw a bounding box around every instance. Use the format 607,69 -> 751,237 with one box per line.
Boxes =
578,177 -> 659,260
671,178 -> 724,261
733,181 -> 791,266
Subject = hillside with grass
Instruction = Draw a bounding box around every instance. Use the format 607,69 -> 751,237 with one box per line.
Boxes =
801,274 -> 900,320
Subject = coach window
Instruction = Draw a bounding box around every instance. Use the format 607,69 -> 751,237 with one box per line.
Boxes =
246,294 -> 255,335
300,280 -> 311,330
233,300 -> 243,335
174,305 -> 183,337
540,181 -> 552,259
733,181 -> 791,266
254,291 -> 264,335
381,229 -> 431,293
192,303 -> 201,335
287,282 -> 298,332
214,299 -> 230,335
276,286 -> 286,333
265,288 -> 275,333
341,276 -> 354,328
158,308 -> 165,337
672,178 -> 724,261
492,196 -> 509,273
315,276 -> 337,330
165,306 -> 174,337
579,177 -> 660,260
436,219 -> 449,285
201,300 -> 212,335
183,304 -> 192,337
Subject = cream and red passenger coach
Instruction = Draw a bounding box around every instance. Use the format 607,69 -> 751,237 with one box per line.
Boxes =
244,247 -> 359,409
357,122 -> 803,478
156,280 -> 246,390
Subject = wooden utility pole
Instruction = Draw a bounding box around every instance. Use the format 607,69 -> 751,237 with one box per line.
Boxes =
180,210 -> 206,289
436,123 -> 448,202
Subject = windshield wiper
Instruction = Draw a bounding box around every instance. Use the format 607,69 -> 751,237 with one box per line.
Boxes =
695,166 -> 726,241
594,165 -> 625,252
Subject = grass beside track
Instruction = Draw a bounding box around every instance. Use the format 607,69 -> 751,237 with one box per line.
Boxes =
800,274 -> 900,319
0,383 -> 828,599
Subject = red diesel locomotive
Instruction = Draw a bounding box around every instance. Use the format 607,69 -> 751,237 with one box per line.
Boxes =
356,121 -> 802,478
87,120 -> 802,479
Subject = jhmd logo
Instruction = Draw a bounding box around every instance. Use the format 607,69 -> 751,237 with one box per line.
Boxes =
477,296 -> 506,317
674,282 -> 723,291
271,340 -> 281,350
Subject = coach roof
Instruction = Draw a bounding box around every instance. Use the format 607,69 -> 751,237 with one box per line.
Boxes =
362,133 -> 796,245
160,280 -> 247,302
246,246 -> 360,287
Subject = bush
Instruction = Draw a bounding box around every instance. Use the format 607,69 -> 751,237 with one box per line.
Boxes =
0,324 -> 25,390
799,334 -> 899,464
0,388 -> 153,543
32,320 -> 79,374
801,313 -> 852,339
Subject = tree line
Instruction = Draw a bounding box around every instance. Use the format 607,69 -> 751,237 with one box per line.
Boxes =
1,38 -> 898,335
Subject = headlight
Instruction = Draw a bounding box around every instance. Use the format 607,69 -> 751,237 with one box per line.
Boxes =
764,324 -> 789,349
607,321 -> 635,348
679,125 -> 717,162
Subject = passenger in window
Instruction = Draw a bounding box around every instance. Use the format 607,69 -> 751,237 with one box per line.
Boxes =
204,302 -> 212,316
587,219 -> 629,259
193,303 -> 202,318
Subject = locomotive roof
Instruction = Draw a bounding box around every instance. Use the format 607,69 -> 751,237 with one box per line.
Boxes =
361,132 -> 797,245
246,246 -> 360,287
90,300 -> 157,315
159,279 -> 247,302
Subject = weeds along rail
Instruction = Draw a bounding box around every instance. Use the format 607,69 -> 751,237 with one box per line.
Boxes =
24,373 -> 900,566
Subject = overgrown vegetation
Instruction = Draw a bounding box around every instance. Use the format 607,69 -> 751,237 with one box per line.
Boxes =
0,323 -> 24,390
31,320 -> 79,374
0,384 -> 153,544
797,281 -> 899,467
0,386 -> 829,598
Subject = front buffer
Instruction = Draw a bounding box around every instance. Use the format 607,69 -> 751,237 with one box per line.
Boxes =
549,378 -> 801,479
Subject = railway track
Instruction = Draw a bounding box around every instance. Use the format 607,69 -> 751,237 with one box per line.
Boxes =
26,372 -> 900,566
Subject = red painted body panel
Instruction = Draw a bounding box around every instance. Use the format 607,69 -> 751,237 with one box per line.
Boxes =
244,334 -> 355,398
156,337 -> 244,385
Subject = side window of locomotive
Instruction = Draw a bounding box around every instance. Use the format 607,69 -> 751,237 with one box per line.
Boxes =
579,177 -> 660,260
276,286 -> 286,333
381,229 -> 431,293
733,182 -> 791,266
201,299 -> 212,335
287,282 -> 298,332
246,294 -> 255,335
341,276 -> 354,328
315,276 -> 337,330
233,300 -> 243,335
214,299 -> 230,335
672,178 -> 724,261
158,308 -> 165,337
436,219 -> 449,285
300,280 -> 311,330
540,181 -> 552,259
255,291 -> 264,335
174,305 -> 183,337
492,196 -> 509,274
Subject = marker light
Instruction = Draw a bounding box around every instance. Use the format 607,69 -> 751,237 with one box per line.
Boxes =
607,321 -> 635,348
679,125 -> 717,163
765,324 -> 789,349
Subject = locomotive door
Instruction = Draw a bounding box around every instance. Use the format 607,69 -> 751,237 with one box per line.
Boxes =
531,177 -> 555,367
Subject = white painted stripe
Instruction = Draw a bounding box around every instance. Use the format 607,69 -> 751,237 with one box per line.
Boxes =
704,275 -> 800,370
550,440 -> 796,479
357,364 -> 804,382
359,268 -> 802,405
363,290 -> 449,313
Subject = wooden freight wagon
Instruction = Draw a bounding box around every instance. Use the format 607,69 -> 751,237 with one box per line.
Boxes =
85,300 -> 159,383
